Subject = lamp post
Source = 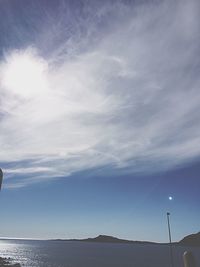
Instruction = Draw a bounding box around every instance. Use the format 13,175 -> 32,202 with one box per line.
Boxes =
0,168 -> 3,191
167,212 -> 174,267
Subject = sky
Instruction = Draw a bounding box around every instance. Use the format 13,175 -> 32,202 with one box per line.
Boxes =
0,0 -> 200,242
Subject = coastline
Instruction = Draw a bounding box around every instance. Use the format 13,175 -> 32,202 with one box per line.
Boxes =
0,257 -> 20,267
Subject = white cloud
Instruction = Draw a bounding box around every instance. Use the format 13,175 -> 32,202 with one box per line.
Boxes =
0,0 -> 200,188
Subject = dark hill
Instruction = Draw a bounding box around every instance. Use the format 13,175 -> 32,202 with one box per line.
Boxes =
83,235 -> 133,243
78,235 -> 156,244
179,232 -> 200,247
52,235 -> 157,244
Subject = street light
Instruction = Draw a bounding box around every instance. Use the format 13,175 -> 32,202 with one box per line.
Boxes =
0,168 -> 3,191
167,212 -> 174,267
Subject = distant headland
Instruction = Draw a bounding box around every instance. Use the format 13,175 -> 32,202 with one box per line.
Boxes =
51,234 -> 157,245
67,235 -> 157,244
51,232 -> 200,247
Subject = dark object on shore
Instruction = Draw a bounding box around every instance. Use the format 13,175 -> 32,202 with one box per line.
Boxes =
179,232 -> 200,247
183,251 -> 196,267
0,257 -> 21,267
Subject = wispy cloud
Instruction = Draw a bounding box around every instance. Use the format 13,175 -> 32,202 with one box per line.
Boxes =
0,0 -> 200,188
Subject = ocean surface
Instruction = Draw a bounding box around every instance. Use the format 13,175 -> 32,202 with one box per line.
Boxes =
0,239 -> 199,267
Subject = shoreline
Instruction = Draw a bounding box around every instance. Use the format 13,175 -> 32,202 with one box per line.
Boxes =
0,257 -> 20,267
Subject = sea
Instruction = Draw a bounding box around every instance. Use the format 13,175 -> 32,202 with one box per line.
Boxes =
0,239 -> 199,267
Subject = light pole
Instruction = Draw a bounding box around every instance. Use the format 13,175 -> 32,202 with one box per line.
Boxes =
167,212 -> 174,267
0,168 -> 3,191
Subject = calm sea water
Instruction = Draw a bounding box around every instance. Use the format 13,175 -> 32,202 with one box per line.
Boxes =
0,239 -> 199,267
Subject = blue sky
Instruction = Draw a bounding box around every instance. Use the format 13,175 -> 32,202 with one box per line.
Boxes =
0,0 -> 200,242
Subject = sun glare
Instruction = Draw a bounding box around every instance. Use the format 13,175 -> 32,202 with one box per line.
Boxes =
2,50 -> 48,98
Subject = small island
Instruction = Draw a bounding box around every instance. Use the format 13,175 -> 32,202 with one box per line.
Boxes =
52,234 -> 158,245
79,235 -> 156,244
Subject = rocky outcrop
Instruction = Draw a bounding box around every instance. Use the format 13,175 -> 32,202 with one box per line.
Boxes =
0,257 -> 21,267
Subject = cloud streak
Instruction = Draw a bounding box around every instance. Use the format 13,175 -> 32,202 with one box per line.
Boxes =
0,0 -> 200,188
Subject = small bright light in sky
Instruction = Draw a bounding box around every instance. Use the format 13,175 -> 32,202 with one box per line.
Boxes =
168,196 -> 173,201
